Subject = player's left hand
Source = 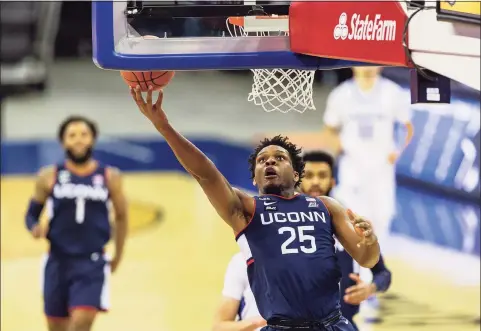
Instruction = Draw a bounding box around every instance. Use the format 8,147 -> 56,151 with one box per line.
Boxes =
343,273 -> 376,305
387,151 -> 399,164
347,209 -> 377,247
109,256 -> 121,273
30,223 -> 46,239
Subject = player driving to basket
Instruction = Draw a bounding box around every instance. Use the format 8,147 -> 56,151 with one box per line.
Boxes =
131,86 -> 380,331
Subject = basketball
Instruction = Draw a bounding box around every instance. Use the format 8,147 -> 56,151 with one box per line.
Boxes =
120,70 -> 175,91
120,34 -> 174,91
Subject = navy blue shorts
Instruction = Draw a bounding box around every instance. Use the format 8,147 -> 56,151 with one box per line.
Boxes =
41,252 -> 110,318
262,314 -> 356,331
340,304 -> 359,331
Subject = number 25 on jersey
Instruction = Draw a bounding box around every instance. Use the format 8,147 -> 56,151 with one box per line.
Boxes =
278,226 -> 317,255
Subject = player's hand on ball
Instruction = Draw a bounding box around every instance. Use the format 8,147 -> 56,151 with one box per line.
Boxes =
30,224 -> 45,239
130,85 -> 168,131
343,273 -> 376,305
347,209 -> 377,247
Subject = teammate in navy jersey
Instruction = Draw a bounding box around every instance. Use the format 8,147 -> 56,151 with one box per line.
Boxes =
300,151 -> 392,330
132,87 -> 380,331
25,116 -> 128,331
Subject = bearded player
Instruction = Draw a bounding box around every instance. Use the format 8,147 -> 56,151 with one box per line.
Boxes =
132,86 -> 380,330
25,116 -> 128,331
212,151 -> 391,331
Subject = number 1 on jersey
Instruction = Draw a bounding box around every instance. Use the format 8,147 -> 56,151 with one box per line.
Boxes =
75,197 -> 85,224
278,226 -> 317,254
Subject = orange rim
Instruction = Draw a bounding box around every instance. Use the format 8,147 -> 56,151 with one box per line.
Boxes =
228,15 -> 289,27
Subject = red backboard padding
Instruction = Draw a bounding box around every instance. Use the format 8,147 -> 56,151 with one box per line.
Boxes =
289,1 -> 410,67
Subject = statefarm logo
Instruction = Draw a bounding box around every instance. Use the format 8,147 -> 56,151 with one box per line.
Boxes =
333,12 -> 397,41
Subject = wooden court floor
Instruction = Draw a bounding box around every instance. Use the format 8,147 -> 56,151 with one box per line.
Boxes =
1,172 -> 479,331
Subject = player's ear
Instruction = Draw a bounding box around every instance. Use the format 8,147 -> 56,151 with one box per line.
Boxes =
294,171 -> 300,183
331,178 -> 336,187
252,179 -> 257,187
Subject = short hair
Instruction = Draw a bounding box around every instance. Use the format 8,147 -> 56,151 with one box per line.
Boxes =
302,150 -> 335,173
57,116 -> 98,142
248,135 -> 305,187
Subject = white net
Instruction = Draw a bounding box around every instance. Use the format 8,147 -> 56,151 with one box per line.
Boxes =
226,17 -> 316,113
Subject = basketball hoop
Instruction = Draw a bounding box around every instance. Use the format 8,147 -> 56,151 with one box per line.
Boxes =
227,16 -> 316,114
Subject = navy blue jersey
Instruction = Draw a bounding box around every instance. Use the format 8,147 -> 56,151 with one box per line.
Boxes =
335,240 -> 361,320
236,194 -> 342,321
46,163 -> 111,256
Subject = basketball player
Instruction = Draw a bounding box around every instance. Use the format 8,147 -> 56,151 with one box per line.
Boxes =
131,86 -> 380,331
213,252 -> 265,331
25,116 -> 128,331
321,67 -> 414,245
212,151 -> 391,331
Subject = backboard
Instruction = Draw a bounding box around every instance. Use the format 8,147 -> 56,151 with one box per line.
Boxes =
92,1 -> 480,97
92,1 -> 383,71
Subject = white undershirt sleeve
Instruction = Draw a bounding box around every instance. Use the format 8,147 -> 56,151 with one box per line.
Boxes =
221,254 -> 247,301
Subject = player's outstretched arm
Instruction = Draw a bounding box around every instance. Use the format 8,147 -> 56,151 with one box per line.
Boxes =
319,196 -> 380,268
130,87 -> 254,232
25,166 -> 55,238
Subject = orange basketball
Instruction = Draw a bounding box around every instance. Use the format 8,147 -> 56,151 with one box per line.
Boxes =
121,70 -> 175,91
120,35 -> 174,91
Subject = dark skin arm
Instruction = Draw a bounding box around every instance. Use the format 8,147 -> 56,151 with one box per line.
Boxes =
106,167 -> 128,273
32,166 -> 56,203
130,87 -> 254,233
29,166 -> 56,238
319,196 -> 380,268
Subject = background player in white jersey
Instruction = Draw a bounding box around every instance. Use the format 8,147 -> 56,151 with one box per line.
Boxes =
213,252 -> 264,331
320,67 -> 414,244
